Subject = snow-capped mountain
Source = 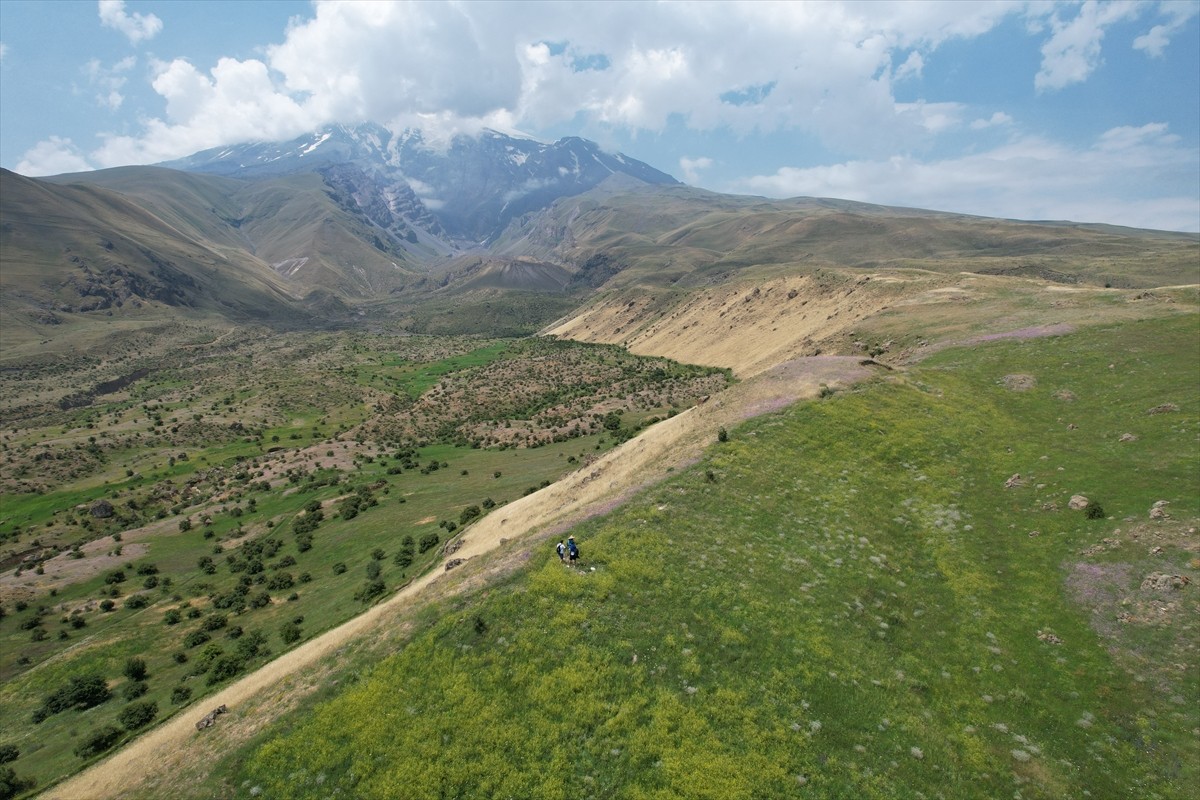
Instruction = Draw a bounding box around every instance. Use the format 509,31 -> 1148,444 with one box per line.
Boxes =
161,123 -> 679,245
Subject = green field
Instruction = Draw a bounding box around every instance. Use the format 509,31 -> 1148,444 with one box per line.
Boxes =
0,332 -> 730,797
225,314 -> 1198,799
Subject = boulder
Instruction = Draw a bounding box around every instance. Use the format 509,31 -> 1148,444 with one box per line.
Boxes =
1068,495 -> 1090,511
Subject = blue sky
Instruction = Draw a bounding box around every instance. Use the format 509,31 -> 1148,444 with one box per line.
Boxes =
1,0 -> 1197,231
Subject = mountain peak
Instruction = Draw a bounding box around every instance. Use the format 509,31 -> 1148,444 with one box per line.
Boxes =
160,124 -> 678,245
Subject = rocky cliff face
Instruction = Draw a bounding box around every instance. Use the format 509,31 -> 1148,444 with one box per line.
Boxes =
162,123 -> 678,248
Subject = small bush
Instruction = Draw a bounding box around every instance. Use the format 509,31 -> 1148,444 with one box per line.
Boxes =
117,700 -> 158,731
418,532 -> 440,553
38,672 -> 110,719
124,594 -> 150,610
354,580 -> 386,604
201,614 -> 227,632
183,630 -> 211,648
267,572 -> 294,591
122,681 -> 148,701
170,685 -> 192,705
207,656 -> 244,685
0,765 -> 36,797
1085,503 -> 1106,520
73,725 -> 123,759
717,427 -> 728,443
279,622 -> 302,644
124,656 -> 149,681
0,744 -> 19,764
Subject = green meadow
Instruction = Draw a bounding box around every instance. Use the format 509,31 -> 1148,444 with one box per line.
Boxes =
231,314 -> 1198,799
0,333 -> 728,796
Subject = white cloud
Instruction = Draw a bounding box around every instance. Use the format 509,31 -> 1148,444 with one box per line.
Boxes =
894,51 -> 925,82
0,42 -> 8,61
15,136 -> 93,176
679,156 -> 713,185
1133,2 -> 1200,57
970,111 -> 1014,130
734,124 -> 1199,232
1034,1 -> 1141,92
98,0 -> 162,45
85,56 -> 135,111
52,1 -> 1037,169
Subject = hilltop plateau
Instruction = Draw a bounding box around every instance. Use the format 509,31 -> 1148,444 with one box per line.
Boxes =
0,126 -> 1196,799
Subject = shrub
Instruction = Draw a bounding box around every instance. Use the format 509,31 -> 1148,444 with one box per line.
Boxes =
717,427 -> 728,443
354,580 -> 386,604
122,681 -> 148,701
170,685 -> 192,705
123,657 -> 148,681
201,614 -> 227,631
0,765 -> 35,797
183,630 -> 211,648
39,672 -> 110,719
124,594 -> 150,610
118,700 -> 158,731
459,505 -> 482,525
0,745 -> 17,764
207,656 -> 244,685
279,622 -> 302,644
371,547 -> 386,560
1085,503 -> 1106,520
164,609 -> 181,625
74,725 -> 123,759
418,532 -> 440,553
365,561 -> 381,580
264,570 -> 293,591
104,570 -> 126,584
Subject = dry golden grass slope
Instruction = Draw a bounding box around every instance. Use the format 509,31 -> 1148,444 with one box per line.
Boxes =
544,268 -> 1199,376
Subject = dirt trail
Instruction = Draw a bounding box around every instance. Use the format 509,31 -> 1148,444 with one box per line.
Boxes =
41,356 -> 875,800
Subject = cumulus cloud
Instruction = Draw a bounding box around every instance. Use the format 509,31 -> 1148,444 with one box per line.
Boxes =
40,1 -> 1038,169
734,123 -> 1199,231
1133,2 -> 1200,57
1034,1 -> 1141,92
98,0 -> 162,45
0,42 -> 8,61
15,136 -> 93,176
679,156 -> 713,185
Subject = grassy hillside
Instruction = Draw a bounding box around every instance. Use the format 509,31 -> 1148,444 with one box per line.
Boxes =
495,183 -> 1200,291
223,314 -> 1197,800
0,329 -> 729,796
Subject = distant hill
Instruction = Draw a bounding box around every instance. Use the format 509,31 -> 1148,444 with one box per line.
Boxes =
3,126 -> 1197,350
493,181 -> 1200,291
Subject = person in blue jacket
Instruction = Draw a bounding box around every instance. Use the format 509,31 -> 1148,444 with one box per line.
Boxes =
567,535 -> 579,565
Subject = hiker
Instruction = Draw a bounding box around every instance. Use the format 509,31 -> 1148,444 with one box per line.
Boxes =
567,535 -> 579,565
556,540 -> 565,562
